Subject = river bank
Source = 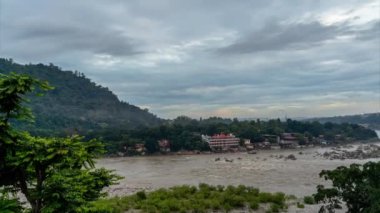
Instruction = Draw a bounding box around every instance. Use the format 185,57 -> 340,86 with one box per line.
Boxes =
104,138 -> 380,159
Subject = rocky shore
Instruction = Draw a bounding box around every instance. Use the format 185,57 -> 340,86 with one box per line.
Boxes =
318,144 -> 380,160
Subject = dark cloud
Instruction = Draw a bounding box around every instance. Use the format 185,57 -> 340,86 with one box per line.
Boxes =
9,22 -> 142,57
218,21 -> 349,54
355,21 -> 380,40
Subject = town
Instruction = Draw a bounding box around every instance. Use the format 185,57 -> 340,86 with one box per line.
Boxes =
122,132 -> 348,156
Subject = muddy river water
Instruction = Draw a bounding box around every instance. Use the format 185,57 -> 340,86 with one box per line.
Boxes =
97,143 -> 380,198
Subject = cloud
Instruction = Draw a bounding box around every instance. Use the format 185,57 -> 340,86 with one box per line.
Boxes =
0,0 -> 379,119
355,21 -> 380,40
7,21 -> 142,57
218,21 -> 351,54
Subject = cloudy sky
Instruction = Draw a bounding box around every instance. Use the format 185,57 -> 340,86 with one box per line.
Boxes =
0,0 -> 379,119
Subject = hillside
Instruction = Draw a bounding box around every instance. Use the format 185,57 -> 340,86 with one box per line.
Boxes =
0,58 -> 162,135
307,113 -> 380,130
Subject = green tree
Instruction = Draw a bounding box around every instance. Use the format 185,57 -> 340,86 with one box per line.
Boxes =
145,137 -> 159,153
0,72 -> 49,186
0,193 -> 23,213
314,161 -> 380,213
0,73 -> 121,213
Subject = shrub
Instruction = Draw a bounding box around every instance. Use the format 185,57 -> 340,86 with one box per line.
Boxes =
145,205 -> 157,213
90,184 -> 294,212
258,192 -> 272,203
249,199 -> 259,210
268,203 -> 281,213
223,203 -> 232,212
217,185 -> 225,192
297,202 -> 305,208
136,191 -> 147,200
0,194 -> 23,213
303,196 -> 315,204
83,197 -> 126,213
285,194 -> 297,200
271,192 -> 285,205
209,199 -> 222,210
221,193 -> 245,208
247,187 -> 260,196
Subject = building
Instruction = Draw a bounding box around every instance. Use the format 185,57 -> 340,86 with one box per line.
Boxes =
314,135 -> 327,145
134,143 -> 146,153
243,139 -> 251,145
262,134 -> 280,144
243,139 -> 254,150
253,141 -> 272,149
280,133 -> 299,148
158,139 -> 171,152
202,133 -> 240,151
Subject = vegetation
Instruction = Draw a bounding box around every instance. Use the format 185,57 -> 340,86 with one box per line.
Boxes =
0,58 -> 161,136
308,113 -> 380,130
1,59 -> 376,156
296,202 -> 305,209
303,196 -> 315,205
314,161 -> 380,213
90,115 -> 377,155
0,193 -> 23,213
0,73 -> 121,213
1,61 -> 378,213
86,184 -> 289,213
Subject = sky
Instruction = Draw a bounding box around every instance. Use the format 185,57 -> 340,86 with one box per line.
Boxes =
0,0 -> 379,119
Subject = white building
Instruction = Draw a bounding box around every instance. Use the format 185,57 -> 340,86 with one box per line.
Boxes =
202,133 -> 240,151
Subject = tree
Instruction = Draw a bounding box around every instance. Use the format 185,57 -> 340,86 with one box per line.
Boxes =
0,72 -> 49,186
0,193 -> 23,213
145,138 -> 159,153
0,73 -> 121,213
314,161 -> 380,213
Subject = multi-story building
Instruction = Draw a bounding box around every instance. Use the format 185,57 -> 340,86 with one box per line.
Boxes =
158,139 -> 171,152
280,133 -> 299,148
202,133 -> 240,151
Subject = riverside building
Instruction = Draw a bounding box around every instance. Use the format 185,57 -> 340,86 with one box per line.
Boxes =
202,133 -> 240,151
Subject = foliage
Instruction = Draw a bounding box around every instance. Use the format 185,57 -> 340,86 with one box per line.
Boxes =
91,115 -> 377,155
0,192 -> 23,213
303,195 -> 315,204
87,184 -> 288,213
0,72 -> 51,186
297,202 -> 305,209
0,58 -> 161,136
11,134 -> 122,212
314,161 -> 380,213
0,72 -> 121,213
309,113 -> 380,130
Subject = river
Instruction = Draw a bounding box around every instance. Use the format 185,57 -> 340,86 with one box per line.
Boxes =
97,143 -> 380,198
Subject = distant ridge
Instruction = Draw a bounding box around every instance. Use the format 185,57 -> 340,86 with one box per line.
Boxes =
0,58 -> 162,136
306,112 -> 380,130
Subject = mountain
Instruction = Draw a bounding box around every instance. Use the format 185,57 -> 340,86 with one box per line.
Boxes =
306,113 -> 380,130
0,58 -> 162,136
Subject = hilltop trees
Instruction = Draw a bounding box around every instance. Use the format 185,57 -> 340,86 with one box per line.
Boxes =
0,73 -> 120,213
0,58 -> 161,136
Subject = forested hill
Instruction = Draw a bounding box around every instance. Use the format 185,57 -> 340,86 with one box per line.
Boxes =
307,113 -> 380,130
0,58 -> 162,136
